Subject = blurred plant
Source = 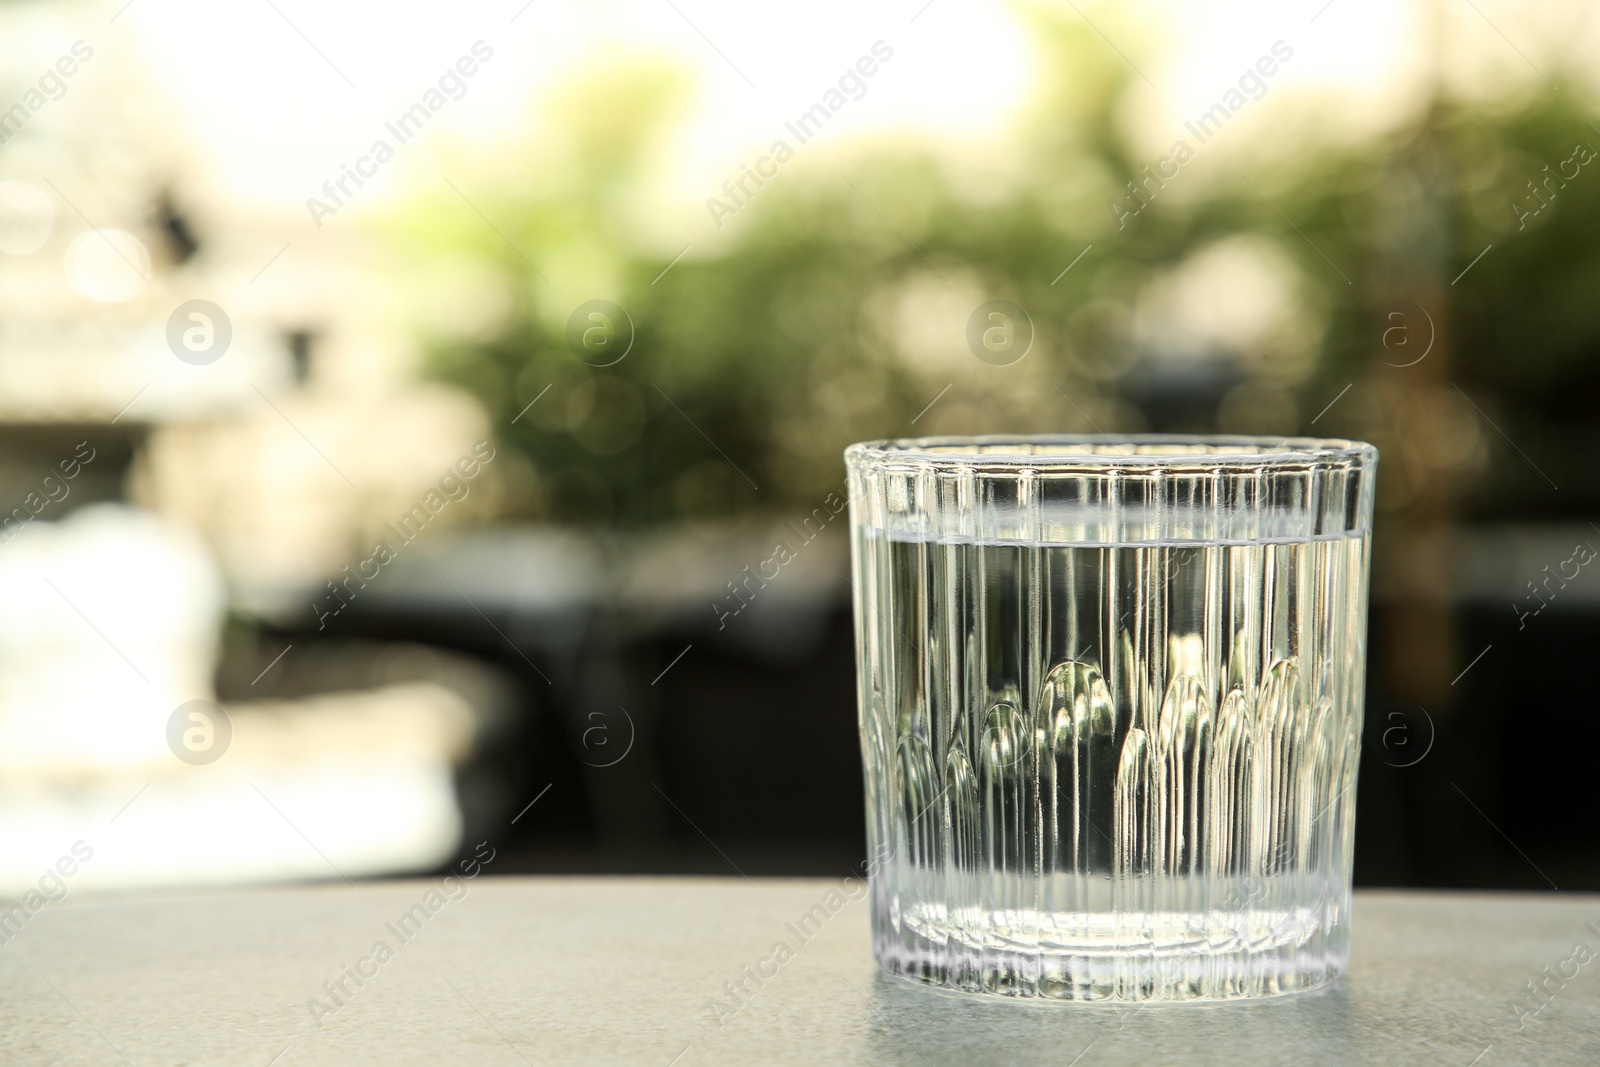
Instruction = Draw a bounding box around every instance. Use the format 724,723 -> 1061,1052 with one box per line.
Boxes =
392,5 -> 1600,528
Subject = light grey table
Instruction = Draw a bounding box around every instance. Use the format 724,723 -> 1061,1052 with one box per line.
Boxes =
2,878 -> 1596,1065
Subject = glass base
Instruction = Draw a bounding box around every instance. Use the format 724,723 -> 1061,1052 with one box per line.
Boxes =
874,905 -> 1348,1002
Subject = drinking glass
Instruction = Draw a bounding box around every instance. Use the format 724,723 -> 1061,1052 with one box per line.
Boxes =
844,436 -> 1377,1001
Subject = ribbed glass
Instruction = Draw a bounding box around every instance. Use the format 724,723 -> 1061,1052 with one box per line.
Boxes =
844,436 -> 1377,1001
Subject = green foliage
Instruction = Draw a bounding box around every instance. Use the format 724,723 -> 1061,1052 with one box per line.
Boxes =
400,16 -> 1600,526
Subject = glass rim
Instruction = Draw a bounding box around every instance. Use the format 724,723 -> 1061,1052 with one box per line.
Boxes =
845,434 -> 1377,470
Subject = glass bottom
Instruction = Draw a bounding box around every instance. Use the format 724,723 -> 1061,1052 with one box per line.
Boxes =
873,899 -> 1349,1002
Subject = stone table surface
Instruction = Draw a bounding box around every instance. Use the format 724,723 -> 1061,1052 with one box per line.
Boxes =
1,878 -> 1596,1065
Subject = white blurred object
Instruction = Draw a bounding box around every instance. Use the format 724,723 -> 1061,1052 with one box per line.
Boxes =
0,685 -> 473,895
0,504 -> 222,771
0,506 -> 475,896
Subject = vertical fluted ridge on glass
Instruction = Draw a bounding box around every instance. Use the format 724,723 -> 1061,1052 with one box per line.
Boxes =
846,437 -> 1376,1002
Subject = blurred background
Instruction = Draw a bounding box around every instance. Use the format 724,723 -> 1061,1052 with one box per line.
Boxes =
0,0 -> 1597,899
